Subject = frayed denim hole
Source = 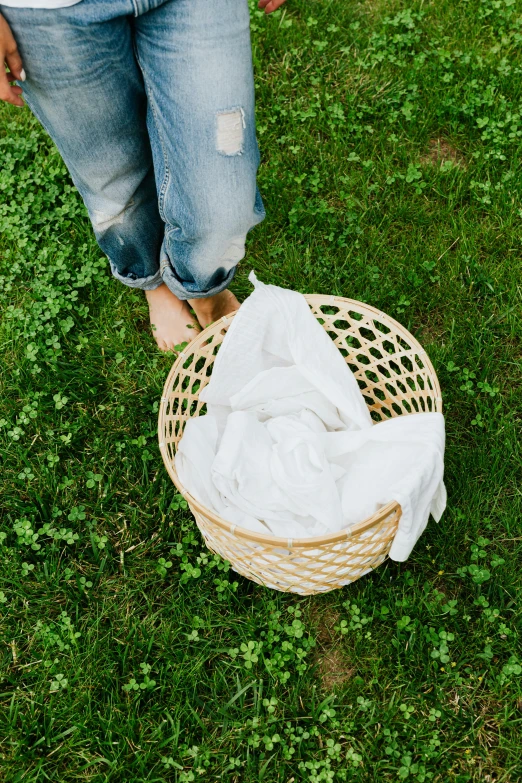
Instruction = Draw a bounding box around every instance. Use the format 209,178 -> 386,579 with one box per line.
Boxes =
216,108 -> 245,156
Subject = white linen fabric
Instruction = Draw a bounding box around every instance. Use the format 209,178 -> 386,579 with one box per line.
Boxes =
1,1 -> 81,7
176,274 -> 446,561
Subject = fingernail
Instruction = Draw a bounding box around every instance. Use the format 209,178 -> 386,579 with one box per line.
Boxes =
20,68 -> 26,82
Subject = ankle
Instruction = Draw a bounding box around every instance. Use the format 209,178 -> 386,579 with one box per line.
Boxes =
189,290 -> 240,329
146,283 -> 179,302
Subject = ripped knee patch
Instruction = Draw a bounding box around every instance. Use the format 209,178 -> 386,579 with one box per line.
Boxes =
216,108 -> 245,156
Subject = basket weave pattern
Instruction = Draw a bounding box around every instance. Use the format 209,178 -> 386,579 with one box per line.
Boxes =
159,295 -> 442,595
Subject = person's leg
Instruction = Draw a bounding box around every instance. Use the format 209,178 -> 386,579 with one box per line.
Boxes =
133,0 -> 265,327
1,0 -> 198,350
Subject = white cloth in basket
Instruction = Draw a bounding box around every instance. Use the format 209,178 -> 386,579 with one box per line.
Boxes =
175,274 -> 446,561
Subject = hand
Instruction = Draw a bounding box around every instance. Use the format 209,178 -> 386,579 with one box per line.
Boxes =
0,13 -> 25,107
258,0 -> 287,14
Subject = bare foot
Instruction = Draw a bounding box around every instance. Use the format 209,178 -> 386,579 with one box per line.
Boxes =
189,289 -> 240,330
145,284 -> 200,352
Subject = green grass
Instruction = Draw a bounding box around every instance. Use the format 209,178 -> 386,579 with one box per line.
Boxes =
1,0 -> 521,780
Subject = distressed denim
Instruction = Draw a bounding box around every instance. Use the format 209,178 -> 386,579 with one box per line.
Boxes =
1,0 -> 265,297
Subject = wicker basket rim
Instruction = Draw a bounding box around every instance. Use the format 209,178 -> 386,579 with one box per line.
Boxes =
158,293 -> 442,549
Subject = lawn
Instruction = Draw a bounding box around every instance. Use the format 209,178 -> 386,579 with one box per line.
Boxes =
1,0 -> 521,780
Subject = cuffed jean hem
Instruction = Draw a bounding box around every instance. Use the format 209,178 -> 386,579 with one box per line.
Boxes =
160,256 -> 237,301
109,261 -> 164,291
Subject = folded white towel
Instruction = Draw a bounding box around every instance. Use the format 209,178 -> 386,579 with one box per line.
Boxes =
175,274 -> 446,561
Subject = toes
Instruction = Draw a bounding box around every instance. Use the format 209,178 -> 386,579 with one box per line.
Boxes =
156,338 -> 170,352
153,332 -> 193,353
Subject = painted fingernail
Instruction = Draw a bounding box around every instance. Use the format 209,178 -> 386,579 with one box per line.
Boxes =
20,68 -> 26,82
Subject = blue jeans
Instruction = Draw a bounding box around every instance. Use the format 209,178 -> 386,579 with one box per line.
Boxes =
1,0 -> 265,298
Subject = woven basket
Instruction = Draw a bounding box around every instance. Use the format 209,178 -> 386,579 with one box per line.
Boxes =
158,295 -> 442,595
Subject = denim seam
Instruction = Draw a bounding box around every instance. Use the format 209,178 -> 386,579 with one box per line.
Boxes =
133,52 -> 171,225
147,84 -> 171,224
